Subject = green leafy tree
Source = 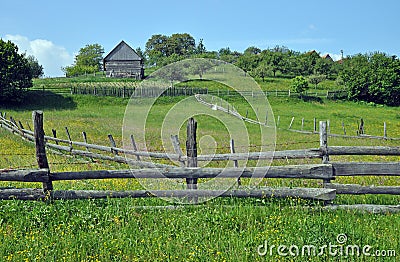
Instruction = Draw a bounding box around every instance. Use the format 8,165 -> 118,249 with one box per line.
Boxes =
339,52 -> 400,105
145,34 -> 169,65
167,33 -> 195,56
145,33 -> 196,66
218,48 -> 241,63
135,47 -> 146,64
291,76 -> 309,96
25,55 -> 44,78
315,58 -> 334,77
244,46 -> 261,55
252,62 -> 271,82
308,74 -> 326,90
185,58 -> 214,79
260,49 -> 285,77
75,44 -> 104,70
0,39 -> 32,102
152,63 -> 187,87
235,53 -> 260,74
63,43 -> 104,76
195,39 -> 206,54
294,51 -> 321,76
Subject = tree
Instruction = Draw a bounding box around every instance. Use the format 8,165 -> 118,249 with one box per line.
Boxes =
295,51 -> 321,76
244,46 -> 261,55
145,34 -> 169,65
315,58 -> 334,78
152,63 -> 187,87
218,47 -> 241,63
235,53 -> 259,74
260,49 -> 285,77
308,74 -> 326,90
291,76 -> 309,96
75,43 -> 104,70
145,33 -> 197,66
252,62 -> 271,82
25,55 -> 44,78
339,52 -> 400,106
135,47 -> 146,64
185,58 -> 214,79
63,43 -> 104,76
167,33 -> 195,56
195,39 -> 206,54
0,39 -> 33,102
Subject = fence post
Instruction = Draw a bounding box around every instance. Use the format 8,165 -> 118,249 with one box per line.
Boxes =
186,118 -> 198,203
313,118 -> 317,133
288,117 -> 295,129
65,127 -> 72,149
82,131 -> 94,161
342,121 -> 346,136
384,122 -> 387,139
230,139 -> 240,186
18,120 -> 24,130
108,134 -> 118,155
33,111 -> 53,193
319,121 -> 331,187
130,134 -> 141,161
171,135 -> 185,167
52,129 -> 58,145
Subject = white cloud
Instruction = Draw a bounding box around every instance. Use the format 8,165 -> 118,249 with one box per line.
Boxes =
4,34 -> 73,77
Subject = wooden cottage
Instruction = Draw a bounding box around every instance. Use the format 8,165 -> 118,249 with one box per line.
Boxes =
103,41 -> 144,79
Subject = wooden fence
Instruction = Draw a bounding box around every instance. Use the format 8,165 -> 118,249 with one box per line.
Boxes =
0,111 -> 400,208
67,85 -> 346,99
281,116 -> 399,141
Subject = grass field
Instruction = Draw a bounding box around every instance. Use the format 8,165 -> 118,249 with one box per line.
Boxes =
0,78 -> 399,261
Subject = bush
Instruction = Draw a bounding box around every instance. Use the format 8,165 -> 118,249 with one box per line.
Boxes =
291,76 -> 309,95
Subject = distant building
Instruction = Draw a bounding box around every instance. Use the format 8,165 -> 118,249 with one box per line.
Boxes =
321,54 -> 334,62
103,40 -> 144,79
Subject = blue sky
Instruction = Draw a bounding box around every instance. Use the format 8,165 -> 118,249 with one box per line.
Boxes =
1,0 -> 399,76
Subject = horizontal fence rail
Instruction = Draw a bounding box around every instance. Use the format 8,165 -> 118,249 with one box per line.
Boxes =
0,188 -> 336,201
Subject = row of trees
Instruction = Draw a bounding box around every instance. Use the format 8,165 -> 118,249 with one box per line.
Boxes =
0,39 -> 43,103
144,34 -> 339,79
3,32 -> 399,106
144,34 -> 400,106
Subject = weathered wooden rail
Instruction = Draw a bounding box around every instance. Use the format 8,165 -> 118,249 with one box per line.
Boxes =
0,111 -> 400,207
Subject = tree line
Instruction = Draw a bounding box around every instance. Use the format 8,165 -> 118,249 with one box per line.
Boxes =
143,34 -> 400,106
1,33 -> 400,106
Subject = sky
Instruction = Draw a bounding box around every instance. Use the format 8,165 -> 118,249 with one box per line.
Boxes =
1,0 -> 399,77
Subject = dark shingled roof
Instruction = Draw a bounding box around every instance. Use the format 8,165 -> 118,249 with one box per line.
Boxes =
104,40 -> 142,61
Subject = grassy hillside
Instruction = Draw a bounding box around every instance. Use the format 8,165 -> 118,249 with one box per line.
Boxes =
0,78 -> 399,261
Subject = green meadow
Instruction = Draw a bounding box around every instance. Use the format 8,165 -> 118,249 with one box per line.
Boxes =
0,76 -> 399,261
